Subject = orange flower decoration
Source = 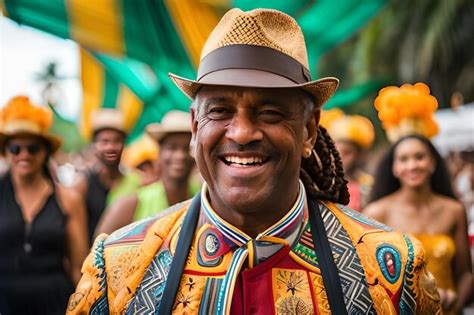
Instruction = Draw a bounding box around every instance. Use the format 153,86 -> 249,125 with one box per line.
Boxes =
374,83 -> 439,142
0,96 -> 53,131
0,95 -> 61,152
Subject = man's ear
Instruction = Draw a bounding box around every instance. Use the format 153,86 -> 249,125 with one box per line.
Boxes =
189,107 -> 198,158
302,107 -> 320,158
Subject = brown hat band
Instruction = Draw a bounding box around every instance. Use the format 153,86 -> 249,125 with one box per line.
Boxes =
197,45 -> 312,84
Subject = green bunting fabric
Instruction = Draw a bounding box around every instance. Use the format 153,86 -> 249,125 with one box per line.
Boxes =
3,0 -> 387,146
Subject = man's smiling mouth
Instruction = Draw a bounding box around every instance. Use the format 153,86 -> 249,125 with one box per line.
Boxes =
220,154 -> 269,167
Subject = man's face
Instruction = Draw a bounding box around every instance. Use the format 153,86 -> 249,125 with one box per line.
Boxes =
192,86 -> 317,214
159,132 -> 194,181
334,140 -> 361,174
94,129 -> 125,166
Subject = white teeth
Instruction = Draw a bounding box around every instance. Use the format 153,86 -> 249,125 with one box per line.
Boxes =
224,156 -> 263,165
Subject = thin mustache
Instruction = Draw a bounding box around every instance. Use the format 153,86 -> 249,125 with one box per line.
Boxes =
214,142 -> 275,156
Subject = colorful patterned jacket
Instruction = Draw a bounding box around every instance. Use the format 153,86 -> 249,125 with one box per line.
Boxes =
67,197 -> 441,314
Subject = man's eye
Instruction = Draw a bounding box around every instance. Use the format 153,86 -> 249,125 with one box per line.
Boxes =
207,107 -> 231,119
259,110 -> 284,122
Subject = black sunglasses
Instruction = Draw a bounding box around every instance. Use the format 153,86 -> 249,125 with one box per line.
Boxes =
7,143 -> 42,155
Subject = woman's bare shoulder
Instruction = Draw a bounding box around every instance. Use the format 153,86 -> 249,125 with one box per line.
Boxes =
363,195 -> 396,222
434,194 -> 464,214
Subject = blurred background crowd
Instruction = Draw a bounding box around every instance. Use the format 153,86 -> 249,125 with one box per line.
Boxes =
0,0 -> 473,314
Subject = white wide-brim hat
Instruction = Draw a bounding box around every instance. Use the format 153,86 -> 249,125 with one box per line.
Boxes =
146,110 -> 192,142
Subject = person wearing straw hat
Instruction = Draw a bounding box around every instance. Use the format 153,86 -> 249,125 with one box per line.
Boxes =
73,109 -> 141,245
0,96 -> 88,314
94,110 -> 199,236
320,109 -> 375,211
364,83 -> 472,314
68,9 -> 440,314
122,133 -> 159,183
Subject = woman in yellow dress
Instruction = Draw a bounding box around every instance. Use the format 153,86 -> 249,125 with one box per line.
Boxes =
364,83 -> 472,314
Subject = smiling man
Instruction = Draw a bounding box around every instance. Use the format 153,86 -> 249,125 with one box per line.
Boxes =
67,9 -> 441,314
74,109 -> 141,244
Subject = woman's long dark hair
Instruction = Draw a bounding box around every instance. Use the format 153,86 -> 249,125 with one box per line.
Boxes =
369,134 -> 456,203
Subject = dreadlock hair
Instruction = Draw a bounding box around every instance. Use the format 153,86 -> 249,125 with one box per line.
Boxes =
300,125 -> 350,205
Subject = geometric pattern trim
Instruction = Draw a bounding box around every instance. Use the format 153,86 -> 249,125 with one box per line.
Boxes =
337,204 -> 393,232
89,295 -> 109,315
319,203 -> 377,314
125,250 -> 173,314
399,234 -> 416,315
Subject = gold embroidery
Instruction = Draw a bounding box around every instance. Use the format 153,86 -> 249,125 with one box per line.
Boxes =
172,274 -> 206,314
309,272 -> 330,315
272,269 -> 314,315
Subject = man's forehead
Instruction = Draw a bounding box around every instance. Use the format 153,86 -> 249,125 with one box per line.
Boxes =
197,85 -> 308,103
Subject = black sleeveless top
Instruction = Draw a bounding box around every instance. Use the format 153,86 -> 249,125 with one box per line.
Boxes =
0,172 -> 73,315
84,170 -> 109,244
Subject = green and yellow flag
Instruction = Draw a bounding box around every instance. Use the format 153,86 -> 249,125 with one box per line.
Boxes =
2,0 -> 388,145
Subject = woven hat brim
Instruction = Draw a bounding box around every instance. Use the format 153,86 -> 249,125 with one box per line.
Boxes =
169,69 -> 339,107
0,131 -> 62,154
146,125 -> 192,142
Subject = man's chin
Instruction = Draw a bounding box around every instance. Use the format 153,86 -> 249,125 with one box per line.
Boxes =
216,186 -> 270,212
101,159 -> 120,167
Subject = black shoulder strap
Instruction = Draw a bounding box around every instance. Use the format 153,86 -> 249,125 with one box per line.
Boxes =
308,199 -> 348,315
157,193 -> 201,314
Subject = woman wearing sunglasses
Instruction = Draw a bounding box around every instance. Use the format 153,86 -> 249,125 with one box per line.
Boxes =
0,96 -> 88,314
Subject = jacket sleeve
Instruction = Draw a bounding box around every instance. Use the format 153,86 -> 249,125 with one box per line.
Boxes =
66,234 -> 109,315
399,234 -> 442,315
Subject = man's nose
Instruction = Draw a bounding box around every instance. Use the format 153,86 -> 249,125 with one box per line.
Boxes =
173,147 -> 190,160
226,112 -> 263,145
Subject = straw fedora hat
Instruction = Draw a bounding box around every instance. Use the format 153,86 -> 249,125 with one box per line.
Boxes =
0,96 -> 62,153
90,108 -> 127,135
169,8 -> 339,106
146,110 -> 191,142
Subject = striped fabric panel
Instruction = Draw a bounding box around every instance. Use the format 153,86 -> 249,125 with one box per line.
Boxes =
199,277 -> 224,315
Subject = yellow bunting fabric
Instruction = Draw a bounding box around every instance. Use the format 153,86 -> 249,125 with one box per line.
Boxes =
116,84 -> 143,132
80,49 -> 104,139
80,50 -> 143,140
164,0 -> 220,66
66,0 -> 124,55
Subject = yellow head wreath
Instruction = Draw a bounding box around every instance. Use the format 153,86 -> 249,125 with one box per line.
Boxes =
374,82 -> 439,142
321,109 -> 375,149
123,134 -> 159,169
